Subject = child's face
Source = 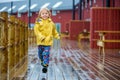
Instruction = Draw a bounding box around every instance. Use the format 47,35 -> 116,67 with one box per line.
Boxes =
40,9 -> 49,20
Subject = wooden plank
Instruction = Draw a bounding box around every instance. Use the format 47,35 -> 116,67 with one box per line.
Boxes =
26,39 -> 120,80
95,31 -> 120,33
29,63 -> 41,80
77,50 -> 109,80
69,50 -> 100,80
78,49 -> 120,80
13,60 -> 28,80
58,63 -> 73,80
91,54 -> 120,79
103,40 -> 120,42
27,46 -> 82,80
48,64 -> 56,80
54,63 -> 64,80
93,39 -> 120,43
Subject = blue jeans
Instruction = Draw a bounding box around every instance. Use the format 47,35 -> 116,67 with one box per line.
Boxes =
38,45 -> 50,67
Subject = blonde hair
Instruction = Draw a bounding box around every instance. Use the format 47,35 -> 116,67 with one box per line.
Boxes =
38,7 -> 51,18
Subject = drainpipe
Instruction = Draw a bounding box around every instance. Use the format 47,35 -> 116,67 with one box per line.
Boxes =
106,0 -> 110,7
11,1 -> 13,15
78,0 -> 82,20
28,0 -> 31,28
72,0 -> 75,20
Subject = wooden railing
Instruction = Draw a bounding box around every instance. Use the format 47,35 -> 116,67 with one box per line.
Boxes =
0,12 -> 28,80
28,28 -> 36,47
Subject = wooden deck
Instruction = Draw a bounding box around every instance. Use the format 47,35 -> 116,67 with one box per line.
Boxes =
24,39 -> 120,80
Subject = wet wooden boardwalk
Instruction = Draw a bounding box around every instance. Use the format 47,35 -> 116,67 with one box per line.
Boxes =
25,39 -> 120,80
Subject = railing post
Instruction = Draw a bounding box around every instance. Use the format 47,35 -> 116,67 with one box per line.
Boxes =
8,15 -> 15,80
0,12 -> 8,80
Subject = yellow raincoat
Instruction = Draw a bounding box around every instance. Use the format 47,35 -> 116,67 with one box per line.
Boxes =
34,18 -> 60,46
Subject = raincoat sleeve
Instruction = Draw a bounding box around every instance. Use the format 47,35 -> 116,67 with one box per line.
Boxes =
34,22 -> 45,41
52,24 -> 60,39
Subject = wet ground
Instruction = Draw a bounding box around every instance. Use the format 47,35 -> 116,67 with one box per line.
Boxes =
24,39 -> 120,80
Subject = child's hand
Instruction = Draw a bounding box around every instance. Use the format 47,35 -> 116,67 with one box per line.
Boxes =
58,34 -> 61,39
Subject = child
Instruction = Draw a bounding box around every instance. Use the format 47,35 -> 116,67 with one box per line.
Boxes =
34,8 -> 60,73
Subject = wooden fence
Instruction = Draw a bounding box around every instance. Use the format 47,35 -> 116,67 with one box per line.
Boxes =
0,12 -> 28,80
